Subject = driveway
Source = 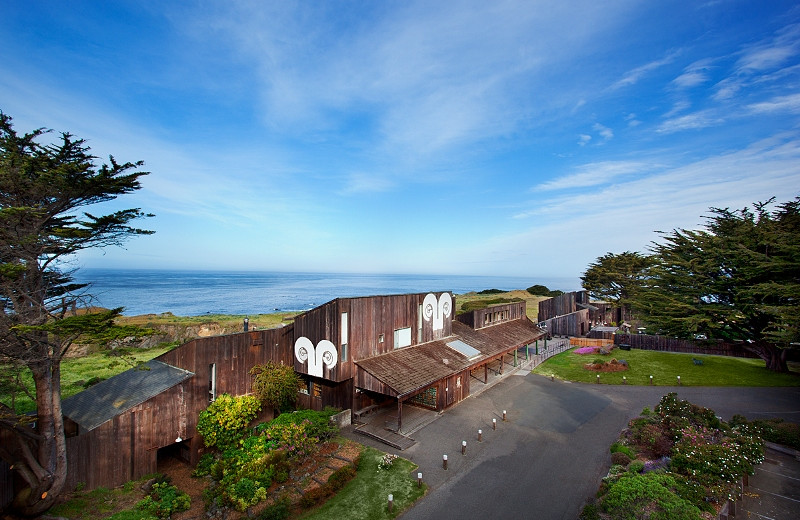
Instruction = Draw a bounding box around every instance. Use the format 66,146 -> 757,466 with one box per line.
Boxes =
347,373 -> 800,519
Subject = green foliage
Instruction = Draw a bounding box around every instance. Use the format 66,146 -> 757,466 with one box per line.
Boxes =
581,251 -> 654,314
632,198 -> 800,371
260,407 -> 339,441
730,415 -> 800,450
136,482 -> 190,519
628,460 -> 645,473
250,361 -> 302,413
257,497 -> 291,520
610,442 -> 636,459
261,419 -> 319,458
460,297 -> 523,312
196,393 -> 261,449
478,288 -> 504,294
602,473 -> 703,520
526,284 -> 564,297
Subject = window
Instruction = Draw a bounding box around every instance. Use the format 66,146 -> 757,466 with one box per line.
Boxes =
208,363 -> 217,403
312,381 -> 322,398
341,312 -> 348,362
394,327 -> 412,348
378,333 -> 384,343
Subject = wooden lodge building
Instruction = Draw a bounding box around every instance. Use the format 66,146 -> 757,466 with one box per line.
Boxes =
51,291 -> 545,491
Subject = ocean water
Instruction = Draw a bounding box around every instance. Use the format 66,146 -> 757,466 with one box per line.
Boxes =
74,269 -> 581,316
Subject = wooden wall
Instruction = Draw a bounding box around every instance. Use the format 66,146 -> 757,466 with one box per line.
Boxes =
64,381 -> 190,491
456,302 -> 527,329
542,309 -> 590,337
538,292 -> 577,322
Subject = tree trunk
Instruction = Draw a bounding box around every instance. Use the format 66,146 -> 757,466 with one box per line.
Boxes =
747,341 -> 789,373
11,361 -> 68,516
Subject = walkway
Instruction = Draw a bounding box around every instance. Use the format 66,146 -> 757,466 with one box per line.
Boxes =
342,373 -> 800,519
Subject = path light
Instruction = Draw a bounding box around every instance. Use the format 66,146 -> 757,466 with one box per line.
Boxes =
478,429 -> 482,442
443,454 -> 448,470
597,374 -> 600,384
388,494 -> 393,512
418,472 -> 423,487
492,418 -> 497,430
503,410 -> 507,421
623,376 -> 626,385
462,440 -> 467,455
650,375 -> 653,385
677,375 -> 681,385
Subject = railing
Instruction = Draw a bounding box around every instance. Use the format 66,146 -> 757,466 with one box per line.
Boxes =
518,338 -> 572,369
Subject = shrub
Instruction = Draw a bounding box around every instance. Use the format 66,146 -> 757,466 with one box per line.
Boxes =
327,464 -> 357,491
610,442 -> 636,459
258,497 -> 291,520
197,394 -> 261,450
730,415 -> 800,450
250,361 -> 302,414
628,460 -> 645,473
611,451 -> 631,466
574,347 -> 600,355
261,408 -> 339,441
601,473 -> 703,520
632,423 -> 673,458
137,482 -> 190,519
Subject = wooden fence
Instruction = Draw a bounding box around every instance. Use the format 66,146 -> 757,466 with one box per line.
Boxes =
614,334 -> 759,359
570,337 -> 613,347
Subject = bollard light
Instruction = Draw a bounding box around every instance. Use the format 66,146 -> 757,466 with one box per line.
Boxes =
623,376 -> 626,385
596,374 -> 600,384
677,375 -> 681,385
492,418 -> 497,430
388,494 -> 394,512
478,429 -> 482,442
462,440 -> 467,455
503,410 -> 507,421
417,472 -> 423,487
443,454 -> 448,470
649,375 -> 653,385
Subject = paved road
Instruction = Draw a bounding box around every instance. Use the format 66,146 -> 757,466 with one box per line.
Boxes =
347,374 -> 800,520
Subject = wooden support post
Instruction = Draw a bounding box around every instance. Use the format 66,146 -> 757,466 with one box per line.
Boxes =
535,339 -> 539,355
514,349 -> 518,367
526,343 -> 530,360
397,400 -> 403,432
500,355 -> 504,374
484,364 -> 488,384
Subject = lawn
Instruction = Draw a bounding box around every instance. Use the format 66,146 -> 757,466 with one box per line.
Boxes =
299,447 -> 426,520
1,344 -> 176,414
532,347 -> 800,386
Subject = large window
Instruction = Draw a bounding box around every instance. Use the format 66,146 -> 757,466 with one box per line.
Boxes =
208,363 -> 217,403
341,312 -> 348,362
394,327 -> 412,348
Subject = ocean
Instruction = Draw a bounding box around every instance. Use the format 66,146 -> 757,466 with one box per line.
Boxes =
74,269 -> 581,316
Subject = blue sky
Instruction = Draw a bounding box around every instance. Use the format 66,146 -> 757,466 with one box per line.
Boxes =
2,1 -> 799,278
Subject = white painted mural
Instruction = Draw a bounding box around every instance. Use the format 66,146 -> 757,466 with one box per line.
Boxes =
294,337 -> 338,378
423,292 -> 452,332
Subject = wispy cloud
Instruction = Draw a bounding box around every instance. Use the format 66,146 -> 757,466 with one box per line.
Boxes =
611,50 -> 681,90
747,92 -> 800,113
534,160 -> 652,192
657,109 -> 723,133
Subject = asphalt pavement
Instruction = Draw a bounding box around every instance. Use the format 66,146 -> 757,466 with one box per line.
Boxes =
344,373 -> 800,520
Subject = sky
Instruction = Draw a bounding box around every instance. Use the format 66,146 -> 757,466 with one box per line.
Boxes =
1,1 -> 799,279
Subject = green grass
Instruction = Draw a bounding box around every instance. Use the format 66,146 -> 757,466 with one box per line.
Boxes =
299,447 -> 426,520
1,344 -> 176,414
532,347 -> 800,386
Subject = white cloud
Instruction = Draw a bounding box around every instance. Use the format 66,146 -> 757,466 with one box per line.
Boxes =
534,160 -> 652,191
593,123 -> 614,142
747,92 -> 800,114
657,109 -> 723,133
611,50 -> 682,90
578,134 -> 592,146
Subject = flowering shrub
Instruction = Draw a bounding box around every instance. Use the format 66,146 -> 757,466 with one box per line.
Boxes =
197,394 -> 261,450
602,473 -> 703,520
378,453 -> 398,470
262,419 -> 319,458
137,482 -> 191,519
574,347 -> 600,355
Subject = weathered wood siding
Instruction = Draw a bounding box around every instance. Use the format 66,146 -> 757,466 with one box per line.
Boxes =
570,337 -> 613,347
541,309 -> 590,337
614,334 -> 760,358
538,292 -> 577,322
456,302 -> 527,329
156,327 -> 291,456
64,380 -> 190,491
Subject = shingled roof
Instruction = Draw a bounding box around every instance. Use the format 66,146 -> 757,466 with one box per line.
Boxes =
355,318 -> 544,398
61,360 -> 194,432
